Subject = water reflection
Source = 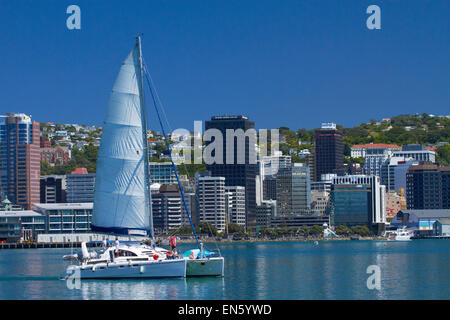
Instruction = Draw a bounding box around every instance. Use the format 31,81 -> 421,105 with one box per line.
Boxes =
0,241 -> 449,299
80,279 -> 188,300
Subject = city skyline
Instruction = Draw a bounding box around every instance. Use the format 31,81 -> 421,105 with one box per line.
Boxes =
0,1 -> 449,130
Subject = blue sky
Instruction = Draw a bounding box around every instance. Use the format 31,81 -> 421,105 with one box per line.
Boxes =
0,0 -> 448,131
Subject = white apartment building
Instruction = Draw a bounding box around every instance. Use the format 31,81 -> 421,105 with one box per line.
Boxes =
351,143 -> 400,159
196,176 -> 226,232
225,186 -> 246,227
393,149 -> 435,163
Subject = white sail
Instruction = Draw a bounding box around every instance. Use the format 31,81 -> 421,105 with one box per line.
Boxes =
91,42 -> 150,235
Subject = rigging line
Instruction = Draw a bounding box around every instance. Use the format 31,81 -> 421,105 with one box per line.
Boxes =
142,63 -> 201,251
142,60 -> 190,166
143,60 -> 222,257
142,63 -> 173,135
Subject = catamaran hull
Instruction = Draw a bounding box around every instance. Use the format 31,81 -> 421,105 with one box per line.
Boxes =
70,259 -> 186,279
186,257 -> 224,277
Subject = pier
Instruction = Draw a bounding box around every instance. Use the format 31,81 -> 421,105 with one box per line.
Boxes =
0,242 -> 103,249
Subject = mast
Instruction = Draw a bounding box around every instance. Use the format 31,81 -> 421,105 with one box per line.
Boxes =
136,36 -> 154,240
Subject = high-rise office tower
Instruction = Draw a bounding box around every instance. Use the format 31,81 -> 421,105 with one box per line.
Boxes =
276,163 -> 311,216
314,123 -> 343,182
406,164 -> 450,209
263,177 -> 277,201
205,115 -> 257,228
0,113 -> 40,209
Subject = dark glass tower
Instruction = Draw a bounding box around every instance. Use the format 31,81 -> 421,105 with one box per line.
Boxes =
314,123 -> 343,181
205,115 -> 257,228
406,163 -> 450,209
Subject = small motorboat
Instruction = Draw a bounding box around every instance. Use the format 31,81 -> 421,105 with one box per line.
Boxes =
385,226 -> 413,241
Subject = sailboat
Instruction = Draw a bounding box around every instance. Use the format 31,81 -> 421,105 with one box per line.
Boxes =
63,37 -> 186,279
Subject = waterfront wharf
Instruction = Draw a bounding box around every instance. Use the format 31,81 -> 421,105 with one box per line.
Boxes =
0,242 -> 103,249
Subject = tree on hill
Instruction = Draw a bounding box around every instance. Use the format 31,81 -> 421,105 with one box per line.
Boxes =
437,145 -> 450,166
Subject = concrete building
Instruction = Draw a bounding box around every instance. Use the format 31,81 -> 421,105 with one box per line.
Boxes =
33,202 -> 93,234
310,190 -> 330,215
195,174 -> 226,233
276,163 -> 311,216
392,209 -> 450,237
351,143 -> 400,159
151,184 -> 196,233
271,215 -> 329,228
311,173 -> 336,193
434,219 -> 450,236
393,144 -> 436,163
380,157 -> 418,192
66,168 -> 95,203
333,162 -> 364,176
152,184 -> 183,233
0,210 -> 46,243
225,186 -> 246,227
385,190 -> 406,222
364,147 -> 394,177
40,175 -> 66,203
0,113 -> 40,209
255,200 -> 277,228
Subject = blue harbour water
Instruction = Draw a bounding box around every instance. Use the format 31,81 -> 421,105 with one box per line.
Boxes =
0,240 -> 449,300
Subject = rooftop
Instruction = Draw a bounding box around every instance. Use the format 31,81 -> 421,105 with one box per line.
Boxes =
71,167 -> 89,175
0,210 -> 43,218
398,209 -> 450,219
33,203 -> 93,210
210,115 -> 249,121
407,164 -> 450,172
351,143 -> 401,149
